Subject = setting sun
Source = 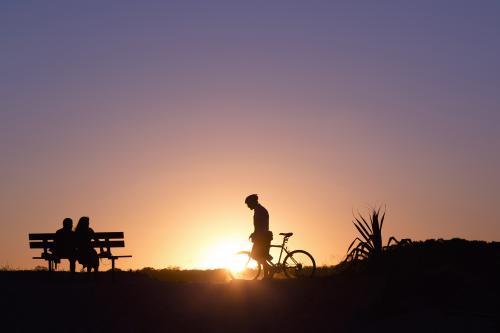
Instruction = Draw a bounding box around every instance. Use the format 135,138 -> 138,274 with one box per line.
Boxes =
197,239 -> 253,272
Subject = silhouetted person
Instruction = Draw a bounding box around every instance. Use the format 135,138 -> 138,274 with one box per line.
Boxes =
54,217 -> 76,274
74,216 -> 99,273
245,194 -> 273,279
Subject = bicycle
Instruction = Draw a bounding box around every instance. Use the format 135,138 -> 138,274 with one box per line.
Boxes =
231,232 -> 316,280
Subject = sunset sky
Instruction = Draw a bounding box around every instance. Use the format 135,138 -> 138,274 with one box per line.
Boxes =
1,1 -> 499,270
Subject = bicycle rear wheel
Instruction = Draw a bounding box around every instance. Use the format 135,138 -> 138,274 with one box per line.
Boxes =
283,250 -> 316,278
230,251 -> 262,280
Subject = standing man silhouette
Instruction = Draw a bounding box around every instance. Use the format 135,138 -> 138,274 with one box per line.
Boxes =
245,194 -> 273,279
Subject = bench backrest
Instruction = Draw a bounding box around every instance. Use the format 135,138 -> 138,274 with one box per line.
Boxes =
29,232 -> 126,253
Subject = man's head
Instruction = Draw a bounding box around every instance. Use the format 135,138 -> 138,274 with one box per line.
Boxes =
63,218 -> 73,230
245,194 -> 259,210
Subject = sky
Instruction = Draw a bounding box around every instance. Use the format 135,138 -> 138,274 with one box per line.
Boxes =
1,0 -> 499,270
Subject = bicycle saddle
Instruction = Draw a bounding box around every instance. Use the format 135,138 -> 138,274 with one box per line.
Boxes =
279,232 -> 293,237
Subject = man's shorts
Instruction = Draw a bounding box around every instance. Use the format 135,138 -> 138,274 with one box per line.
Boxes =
251,238 -> 271,261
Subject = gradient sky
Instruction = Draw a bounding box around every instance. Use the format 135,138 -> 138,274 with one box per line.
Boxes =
1,1 -> 499,270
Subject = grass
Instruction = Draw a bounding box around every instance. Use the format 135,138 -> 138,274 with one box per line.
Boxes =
136,267 -> 232,283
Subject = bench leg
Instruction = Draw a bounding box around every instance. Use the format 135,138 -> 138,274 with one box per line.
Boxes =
70,259 -> 75,274
111,258 -> 116,282
48,260 -> 53,272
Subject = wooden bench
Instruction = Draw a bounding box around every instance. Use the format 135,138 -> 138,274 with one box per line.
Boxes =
29,232 -> 132,274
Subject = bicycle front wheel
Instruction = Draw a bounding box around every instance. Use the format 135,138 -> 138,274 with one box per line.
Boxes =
283,250 -> 316,278
230,251 -> 262,280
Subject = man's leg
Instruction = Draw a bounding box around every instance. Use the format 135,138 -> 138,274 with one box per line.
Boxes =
263,261 -> 270,279
260,259 -> 271,279
263,242 -> 272,279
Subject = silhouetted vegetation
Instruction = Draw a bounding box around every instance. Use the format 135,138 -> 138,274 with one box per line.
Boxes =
0,264 -> 13,271
345,238 -> 500,273
346,208 -> 411,262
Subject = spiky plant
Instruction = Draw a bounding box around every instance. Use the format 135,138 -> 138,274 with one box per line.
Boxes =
346,207 -> 411,262
346,208 -> 385,261
346,208 -> 412,261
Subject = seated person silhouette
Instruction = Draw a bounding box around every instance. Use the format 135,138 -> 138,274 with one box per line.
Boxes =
245,194 -> 273,279
54,217 -> 76,273
74,216 -> 100,273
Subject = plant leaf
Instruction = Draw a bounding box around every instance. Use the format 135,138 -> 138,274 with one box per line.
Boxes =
347,237 -> 362,253
380,211 -> 386,231
357,241 -> 374,252
356,247 -> 371,256
353,220 -> 370,241
354,218 -> 372,242
387,236 -> 398,246
353,221 -> 371,244
358,213 -> 373,233
369,210 -> 383,253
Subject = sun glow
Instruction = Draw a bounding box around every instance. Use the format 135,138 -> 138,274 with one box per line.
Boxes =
199,239 -> 253,273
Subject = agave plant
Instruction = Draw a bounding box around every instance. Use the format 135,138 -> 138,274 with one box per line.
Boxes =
346,207 -> 406,261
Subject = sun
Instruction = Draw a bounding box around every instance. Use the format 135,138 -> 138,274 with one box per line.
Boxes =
199,239 -> 253,273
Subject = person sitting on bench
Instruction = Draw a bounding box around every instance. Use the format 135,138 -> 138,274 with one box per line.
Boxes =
74,216 -> 100,273
54,217 -> 76,274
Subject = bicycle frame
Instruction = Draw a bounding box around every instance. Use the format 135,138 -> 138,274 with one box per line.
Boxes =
269,236 -> 292,266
